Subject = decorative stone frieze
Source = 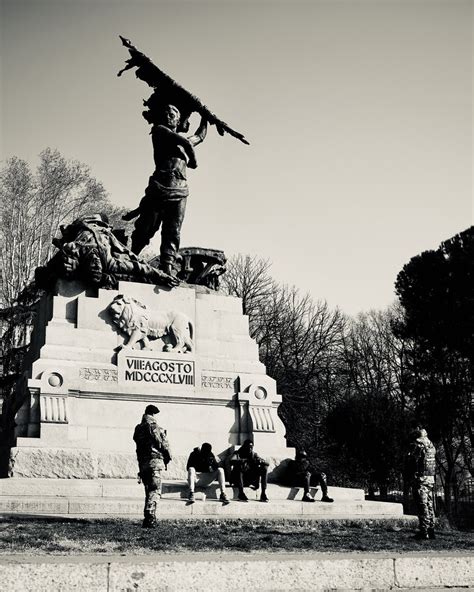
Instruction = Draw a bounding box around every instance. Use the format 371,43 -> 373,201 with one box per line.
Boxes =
80,368 -> 118,382
201,374 -> 235,390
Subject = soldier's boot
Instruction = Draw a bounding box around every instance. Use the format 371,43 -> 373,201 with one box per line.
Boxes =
427,527 -> 436,540
414,530 -> 429,540
160,262 -> 176,277
142,510 -> 157,529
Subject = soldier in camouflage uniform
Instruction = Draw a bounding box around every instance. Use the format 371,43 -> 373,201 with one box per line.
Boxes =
407,427 -> 436,540
133,404 -> 172,528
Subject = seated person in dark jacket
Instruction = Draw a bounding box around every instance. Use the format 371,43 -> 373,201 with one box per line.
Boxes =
230,439 -> 269,502
187,442 -> 230,504
288,450 -> 333,502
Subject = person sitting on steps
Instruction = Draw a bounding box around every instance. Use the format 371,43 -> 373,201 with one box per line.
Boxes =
288,450 -> 334,503
230,439 -> 269,502
186,442 -> 230,505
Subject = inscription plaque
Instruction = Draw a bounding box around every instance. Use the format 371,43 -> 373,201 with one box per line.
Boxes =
123,357 -> 195,386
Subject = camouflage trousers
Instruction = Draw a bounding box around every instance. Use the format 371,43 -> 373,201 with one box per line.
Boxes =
140,465 -> 163,515
414,480 -> 435,532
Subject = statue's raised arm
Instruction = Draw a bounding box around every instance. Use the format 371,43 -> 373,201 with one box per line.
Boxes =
118,35 -> 249,145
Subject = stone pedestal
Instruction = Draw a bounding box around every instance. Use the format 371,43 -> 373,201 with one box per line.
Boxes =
9,280 -> 291,479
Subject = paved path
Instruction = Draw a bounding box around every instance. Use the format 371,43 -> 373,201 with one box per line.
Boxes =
1,551 -> 473,591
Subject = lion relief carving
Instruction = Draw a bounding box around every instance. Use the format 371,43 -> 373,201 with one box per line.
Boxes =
108,295 -> 194,353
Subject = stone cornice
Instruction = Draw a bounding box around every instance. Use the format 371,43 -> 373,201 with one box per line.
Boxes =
67,388 -> 238,407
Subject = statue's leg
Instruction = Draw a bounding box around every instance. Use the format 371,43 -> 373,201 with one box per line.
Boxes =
131,203 -> 162,255
159,198 -> 186,271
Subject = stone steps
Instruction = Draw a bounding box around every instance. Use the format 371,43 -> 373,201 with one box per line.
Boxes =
0,495 -> 404,518
0,478 -> 405,519
0,479 -> 365,501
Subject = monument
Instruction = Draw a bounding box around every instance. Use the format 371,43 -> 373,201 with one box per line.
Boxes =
0,39 -> 405,523
6,38 -> 289,481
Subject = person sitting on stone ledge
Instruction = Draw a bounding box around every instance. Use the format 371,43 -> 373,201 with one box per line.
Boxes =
186,442 -> 230,505
230,439 -> 269,502
287,450 -> 334,503
133,404 -> 172,528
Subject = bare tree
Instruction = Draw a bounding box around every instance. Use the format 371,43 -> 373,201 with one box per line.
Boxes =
257,285 -> 344,400
221,254 -> 275,320
222,254 -> 346,451
0,149 -> 126,306
322,305 -> 414,494
0,157 -> 36,306
341,306 -> 408,405
0,149 -> 132,432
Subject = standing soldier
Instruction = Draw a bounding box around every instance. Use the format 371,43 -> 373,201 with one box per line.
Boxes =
407,427 -> 436,540
133,404 -> 171,528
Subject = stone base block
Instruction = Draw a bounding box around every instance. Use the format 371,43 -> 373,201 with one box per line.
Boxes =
9,447 -> 98,479
8,447 -> 189,479
8,447 -> 290,481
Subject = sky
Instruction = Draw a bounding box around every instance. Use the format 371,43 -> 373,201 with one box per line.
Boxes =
1,0 -> 472,315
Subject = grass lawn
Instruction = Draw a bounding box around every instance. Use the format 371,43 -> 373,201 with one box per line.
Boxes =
0,516 -> 472,555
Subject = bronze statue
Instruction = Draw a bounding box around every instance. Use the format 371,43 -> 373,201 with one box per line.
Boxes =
118,37 -> 248,276
166,247 -> 226,291
35,214 -> 179,290
123,104 -> 208,275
